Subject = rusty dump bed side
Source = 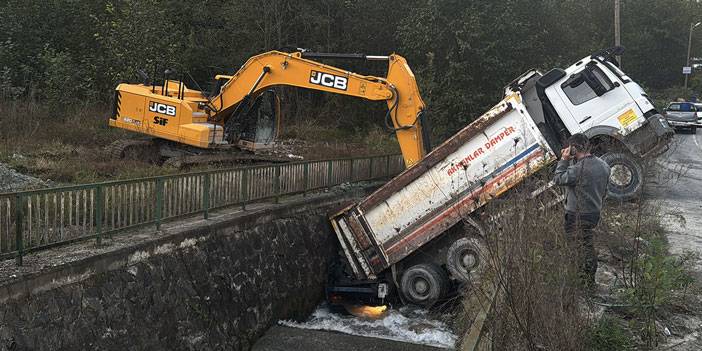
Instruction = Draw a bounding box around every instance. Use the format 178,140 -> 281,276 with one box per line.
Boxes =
331,94 -> 558,280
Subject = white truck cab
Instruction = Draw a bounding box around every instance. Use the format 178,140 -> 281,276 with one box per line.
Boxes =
507,47 -> 672,201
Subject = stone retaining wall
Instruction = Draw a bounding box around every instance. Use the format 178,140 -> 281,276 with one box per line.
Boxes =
0,188 -> 370,350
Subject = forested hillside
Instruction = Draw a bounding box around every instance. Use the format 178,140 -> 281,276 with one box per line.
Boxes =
1,0 -> 701,140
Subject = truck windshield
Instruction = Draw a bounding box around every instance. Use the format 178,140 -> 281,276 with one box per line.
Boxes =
561,66 -> 613,105
562,79 -> 596,105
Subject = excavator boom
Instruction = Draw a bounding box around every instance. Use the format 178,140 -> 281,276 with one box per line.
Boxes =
110,50 -> 428,167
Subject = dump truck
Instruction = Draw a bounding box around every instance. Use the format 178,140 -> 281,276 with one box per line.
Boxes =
328,47 -> 674,307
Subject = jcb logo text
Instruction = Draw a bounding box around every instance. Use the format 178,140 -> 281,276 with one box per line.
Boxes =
149,102 -> 177,116
309,71 -> 348,91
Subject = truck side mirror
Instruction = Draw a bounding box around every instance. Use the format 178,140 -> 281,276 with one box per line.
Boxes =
582,67 -> 610,97
567,73 -> 585,88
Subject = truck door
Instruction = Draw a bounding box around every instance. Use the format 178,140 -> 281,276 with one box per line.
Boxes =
555,63 -> 636,132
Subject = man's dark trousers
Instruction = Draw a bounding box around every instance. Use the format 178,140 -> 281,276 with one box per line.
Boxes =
564,212 -> 599,288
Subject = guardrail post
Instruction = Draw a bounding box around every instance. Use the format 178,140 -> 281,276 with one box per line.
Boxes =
15,194 -> 24,266
274,165 -> 281,204
96,185 -> 103,246
155,178 -> 164,230
327,160 -> 333,187
242,169 -> 249,211
303,163 -> 309,197
349,159 -> 354,182
203,173 -> 210,219
369,157 -> 375,179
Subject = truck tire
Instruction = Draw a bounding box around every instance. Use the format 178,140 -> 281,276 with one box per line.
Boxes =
446,237 -> 487,285
600,152 -> 643,202
400,263 -> 449,308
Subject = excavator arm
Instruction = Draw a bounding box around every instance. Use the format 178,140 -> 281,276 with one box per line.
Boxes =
208,51 -> 428,167
110,50 -> 428,167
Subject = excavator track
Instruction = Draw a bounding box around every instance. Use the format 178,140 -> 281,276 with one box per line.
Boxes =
107,138 -> 289,169
106,139 -> 160,163
161,152 -> 289,169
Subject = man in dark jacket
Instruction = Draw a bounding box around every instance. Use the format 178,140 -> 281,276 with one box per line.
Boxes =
553,133 -> 611,288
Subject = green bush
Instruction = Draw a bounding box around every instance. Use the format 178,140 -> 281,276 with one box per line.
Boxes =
620,237 -> 695,346
587,316 -> 634,351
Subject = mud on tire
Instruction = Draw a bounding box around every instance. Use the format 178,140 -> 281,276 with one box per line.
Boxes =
601,152 -> 643,202
446,237 -> 488,285
400,263 -> 449,308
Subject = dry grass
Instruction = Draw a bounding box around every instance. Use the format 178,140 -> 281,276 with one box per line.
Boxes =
0,99 -> 400,185
0,100 -> 121,149
279,118 -> 400,159
469,175 -> 591,350
454,163 -> 698,350
0,99 -> 172,183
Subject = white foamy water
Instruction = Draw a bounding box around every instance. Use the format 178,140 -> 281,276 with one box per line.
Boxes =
279,304 -> 457,349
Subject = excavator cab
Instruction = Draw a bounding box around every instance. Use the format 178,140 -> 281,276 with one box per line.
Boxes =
108,68 -> 285,167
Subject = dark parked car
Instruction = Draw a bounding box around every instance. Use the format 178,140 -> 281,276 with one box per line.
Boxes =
664,102 -> 698,133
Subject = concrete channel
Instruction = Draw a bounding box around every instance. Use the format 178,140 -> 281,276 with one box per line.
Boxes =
0,181 -> 454,350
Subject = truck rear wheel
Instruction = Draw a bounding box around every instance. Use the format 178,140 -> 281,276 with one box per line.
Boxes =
400,263 -> 449,308
446,237 -> 487,285
601,152 -> 643,202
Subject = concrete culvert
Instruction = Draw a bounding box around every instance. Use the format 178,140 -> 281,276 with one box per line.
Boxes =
400,263 -> 449,308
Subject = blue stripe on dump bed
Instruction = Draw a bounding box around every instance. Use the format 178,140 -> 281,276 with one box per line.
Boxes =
383,142 -> 547,256
432,142 -> 544,221
488,143 -> 541,178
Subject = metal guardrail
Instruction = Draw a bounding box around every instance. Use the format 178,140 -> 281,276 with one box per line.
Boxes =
0,154 -> 404,265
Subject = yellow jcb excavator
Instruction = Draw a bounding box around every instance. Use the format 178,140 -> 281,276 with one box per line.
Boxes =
109,51 -> 430,168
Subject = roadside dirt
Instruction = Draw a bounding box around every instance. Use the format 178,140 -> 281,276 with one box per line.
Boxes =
647,132 -> 702,350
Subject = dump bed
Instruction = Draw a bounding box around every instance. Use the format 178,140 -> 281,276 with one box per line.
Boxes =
331,94 -> 558,280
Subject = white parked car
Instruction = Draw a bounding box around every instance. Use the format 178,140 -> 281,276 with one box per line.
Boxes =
694,103 -> 702,122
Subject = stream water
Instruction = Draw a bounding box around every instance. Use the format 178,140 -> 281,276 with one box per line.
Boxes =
279,303 -> 457,349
